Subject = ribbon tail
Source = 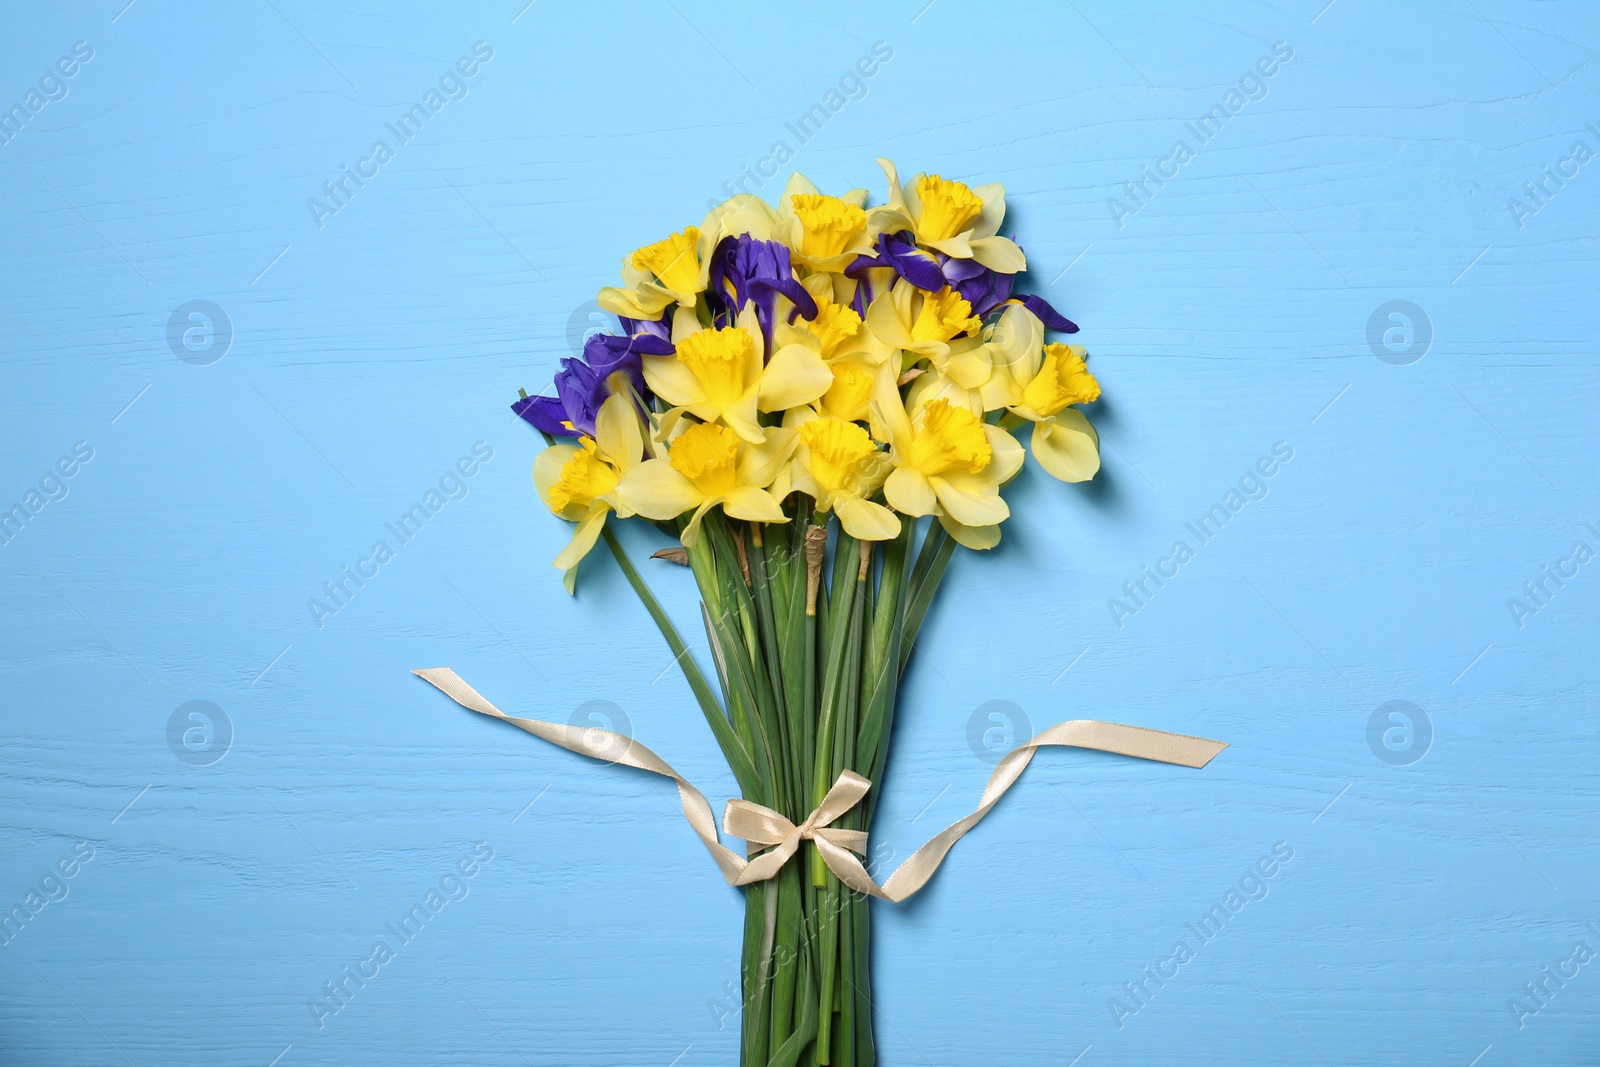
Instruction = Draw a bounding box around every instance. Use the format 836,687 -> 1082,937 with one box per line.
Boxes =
732,838 -> 802,886
820,829 -> 868,854
415,670 -> 1226,905
873,719 -> 1227,903
412,667 -> 753,887
814,834 -> 889,900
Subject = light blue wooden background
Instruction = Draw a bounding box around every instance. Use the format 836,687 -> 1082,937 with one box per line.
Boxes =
2,1 -> 1596,1064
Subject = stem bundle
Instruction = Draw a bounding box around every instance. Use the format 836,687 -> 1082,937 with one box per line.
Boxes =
607,511 -> 948,1066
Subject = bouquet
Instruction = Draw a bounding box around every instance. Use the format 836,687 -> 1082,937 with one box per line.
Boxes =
415,160 -> 1225,1066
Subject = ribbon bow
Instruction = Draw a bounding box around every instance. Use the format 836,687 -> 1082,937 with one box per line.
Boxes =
412,667 -> 1227,902
721,772 -> 872,887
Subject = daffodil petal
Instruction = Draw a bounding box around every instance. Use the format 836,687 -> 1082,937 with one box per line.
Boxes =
595,394 -> 644,473
757,345 -> 833,412
723,485 -> 788,523
553,506 -> 609,571
925,233 -> 974,259
968,235 -> 1026,273
736,304 -> 765,377
939,512 -> 1002,549
616,459 -> 703,520
1031,410 -> 1101,483
781,171 -> 820,208
722,395 -> 767,444
737,426 -> 797,488
598,284 -> 673,320
931,475 -> 1009,526
869,362 -> 914,447
680,498 -> 718,547
971,183 -> 1006,239
905,370 -> 980,415
642,354 -> 703,409
788,464 -> 820,500
985,424 -> 1026,483
885,466 -> 937,515
946,342 -> 994,390
878,158 -> 908,216
866,203 -> 914,235
902,170 -> 924,229
865,289 -> 915,349
703,194 -> 780,243
835,497 -> 901,541
798,272 -> 834,309
670,306 -> 702,344
980,309 -> 1042,409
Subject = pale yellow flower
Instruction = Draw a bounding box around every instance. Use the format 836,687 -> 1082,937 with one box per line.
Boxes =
642,305 -> 832,443
533,393 -> 646,591
781,412 -> 899,541
616,421 -> 795,546
865,158 -> 1026,273
979,305 -> 1101,483
870,368 -> 1022,549
598,225 -> 716,320
865,279 -> 991,388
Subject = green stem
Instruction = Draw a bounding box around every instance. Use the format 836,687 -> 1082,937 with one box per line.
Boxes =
816,544 -> 869,1063
851,892 -> 875,1067
601,526 -> 760,796
766,861 -> 803,1060
742,881 -> 773,1067
746,524 -> 798,818
898,524 -> 955,677
856,521 -> 912,800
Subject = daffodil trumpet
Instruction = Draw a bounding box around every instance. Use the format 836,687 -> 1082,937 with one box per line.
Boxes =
506,160 -> 1107,1065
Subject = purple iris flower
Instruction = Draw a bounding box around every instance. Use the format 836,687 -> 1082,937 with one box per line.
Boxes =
709,235 -> 817,345
862,232 -> 989,295
619,315 -> 671,344
513,330 -> 672,437
842,252 -> 893,316
952,270 -> 1076,331
867,232 -> 946,291
954,266 -> 1013,316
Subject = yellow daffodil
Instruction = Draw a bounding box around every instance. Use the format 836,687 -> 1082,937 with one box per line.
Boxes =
865,279 -> 992,388
643,305 -> 832,443
804,296 -> 866,359
775,173 -> 875,271
775,288 -> 868,359
616,420 -> 795,545
870,368 -> 1023,549
598,224 -> 716,321
702,193 -> 780,245
1021,345 -> 1101,414
909,287 -> 982,345
978,305 -> 1102,483
533,393 -> 646,592
816,356 -> 880,422
898,366 -> 984,427
770,289 -> 896,423
866,158 -> 1026,273
778,411 -> 899,541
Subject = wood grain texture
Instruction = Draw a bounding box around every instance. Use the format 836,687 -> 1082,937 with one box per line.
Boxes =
2,1 -> 1597,1064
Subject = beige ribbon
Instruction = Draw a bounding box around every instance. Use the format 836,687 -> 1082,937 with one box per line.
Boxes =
413,667 -> 1227,902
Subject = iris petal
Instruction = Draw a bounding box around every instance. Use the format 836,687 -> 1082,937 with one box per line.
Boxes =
513,394 -> 576,436
1017,294 -> 1079,334
875,233 -> 946,291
